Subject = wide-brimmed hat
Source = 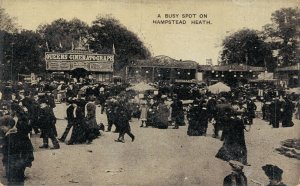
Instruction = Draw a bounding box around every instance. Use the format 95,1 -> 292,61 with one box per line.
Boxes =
262,164 -> 283,181
229,160 -> 244,170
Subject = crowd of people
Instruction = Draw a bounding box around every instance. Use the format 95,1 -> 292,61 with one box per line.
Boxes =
0,80 -> 126,184
0,79 -> 299,185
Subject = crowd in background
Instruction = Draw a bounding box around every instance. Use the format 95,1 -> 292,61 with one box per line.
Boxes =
0,79 -> 299,185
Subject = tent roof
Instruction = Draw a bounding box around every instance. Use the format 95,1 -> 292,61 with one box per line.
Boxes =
208,82 -> 231,94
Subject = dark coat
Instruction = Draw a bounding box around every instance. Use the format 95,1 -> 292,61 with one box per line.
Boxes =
2,115 -> 34,170
66,104 -> 75,122
223,172 -> 247,186
187,105 -> 201,136
246,100 -> 256,119
171,99 -> 183,117
156,103 -> 169,128
39,106 -> 57,137
116,105 -> 130,132
216,116 -> 247,165
269,100 -> 282,118
85,102 -> 98,130
45,95 -> 56,109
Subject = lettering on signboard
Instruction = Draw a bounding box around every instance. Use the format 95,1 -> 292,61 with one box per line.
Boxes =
45,52 -> 114,62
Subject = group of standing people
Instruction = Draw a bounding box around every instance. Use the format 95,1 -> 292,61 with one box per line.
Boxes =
0,79 -> 299,185
59,95 -> 102,145
136,94 -> 185,129
101,96 -> 135,143
262,96 -> 295,128
185,95 -> 257,167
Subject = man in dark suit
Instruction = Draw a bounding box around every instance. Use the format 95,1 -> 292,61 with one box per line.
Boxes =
115,101 -> 135,143
30,95 -> 41,134
45,91 -> 56,110
269,97 -> 282,128
171,94 -> 183,129
281,97 -> 295,127
39,98 -> 60,149
59,98 -> 76,142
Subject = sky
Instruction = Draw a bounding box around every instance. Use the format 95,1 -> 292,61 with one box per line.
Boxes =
0,0 -> 298,65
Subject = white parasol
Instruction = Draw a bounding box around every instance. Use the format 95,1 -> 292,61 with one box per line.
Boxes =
208,82 -> 231,94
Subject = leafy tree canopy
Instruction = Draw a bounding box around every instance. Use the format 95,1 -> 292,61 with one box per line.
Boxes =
0,7 -> 19,33
37,18 -> 89,52
262,7 -> 300,66
220,29 -> 275,70
88,15 -> 151,71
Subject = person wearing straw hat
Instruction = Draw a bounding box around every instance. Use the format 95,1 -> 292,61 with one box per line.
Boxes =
223,160 -> 247,186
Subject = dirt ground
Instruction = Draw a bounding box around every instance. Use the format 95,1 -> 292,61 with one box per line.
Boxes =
1,103 -> 299,186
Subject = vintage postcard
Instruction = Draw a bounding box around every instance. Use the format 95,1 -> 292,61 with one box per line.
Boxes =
0,0 -> 299,185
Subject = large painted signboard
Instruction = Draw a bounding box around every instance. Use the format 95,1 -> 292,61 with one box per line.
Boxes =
45,52 -> 114,72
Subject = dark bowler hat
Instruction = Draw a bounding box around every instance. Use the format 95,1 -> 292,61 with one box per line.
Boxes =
39,96 -> 48,104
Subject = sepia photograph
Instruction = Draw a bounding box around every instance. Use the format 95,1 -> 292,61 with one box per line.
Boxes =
0,0 -> 299,185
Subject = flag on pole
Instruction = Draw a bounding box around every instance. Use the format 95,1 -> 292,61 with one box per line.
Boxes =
112,43 -> 116,55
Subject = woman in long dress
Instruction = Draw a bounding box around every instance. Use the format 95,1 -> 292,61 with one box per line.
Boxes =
216,109 -> 249,165
1,106 -> 34,184
139,100 -> 148,127
156,99 -> 170,129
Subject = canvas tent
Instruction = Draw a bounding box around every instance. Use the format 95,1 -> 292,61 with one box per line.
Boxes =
126,82 -> 157,92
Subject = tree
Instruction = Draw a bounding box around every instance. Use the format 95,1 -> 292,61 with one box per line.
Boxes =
262,7 -> 300,66
37,18 -> 89,52
88,15 -> 151,71
0,7 -> 19,33
0,30 -> 45,80
0,7 -> 19,80
220,29 -> 275,70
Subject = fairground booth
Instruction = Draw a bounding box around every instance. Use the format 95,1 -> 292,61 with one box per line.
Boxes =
126,55 -> 198,83
275,63 -> 300,88
197,63 -> 266,87
45,44 -> 114,82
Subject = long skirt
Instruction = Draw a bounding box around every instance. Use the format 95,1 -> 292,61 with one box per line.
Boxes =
215,143 -> 247,165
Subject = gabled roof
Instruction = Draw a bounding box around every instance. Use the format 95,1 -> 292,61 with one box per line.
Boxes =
198,63 -> 265,72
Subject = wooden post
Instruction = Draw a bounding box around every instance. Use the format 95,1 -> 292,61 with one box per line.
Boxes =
152,67 -> 155,82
